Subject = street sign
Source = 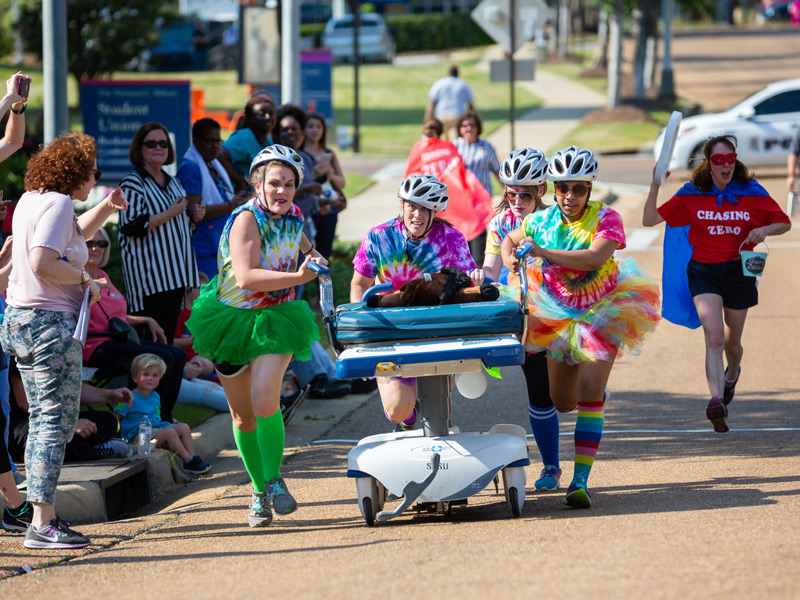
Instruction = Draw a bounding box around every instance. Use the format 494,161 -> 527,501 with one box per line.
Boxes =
490,59 -> 536,82
471,0 -> 548,55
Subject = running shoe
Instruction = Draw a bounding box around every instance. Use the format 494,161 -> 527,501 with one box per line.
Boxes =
94,440 -> 131,458
2,501 -> 33,533
249,491 -> 273,527
723,367 -> 740,406
706,396 -> 729,433
23,517 -> 90,549
182,455 -> 212,475
12,471 -> 26,490
534,465 -> 562,491
562,471 -> 592,508
266,477 -> 298,516
392,421 -> 415,433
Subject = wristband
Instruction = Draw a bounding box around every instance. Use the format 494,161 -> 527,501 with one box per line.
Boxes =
10,104 -> 26,115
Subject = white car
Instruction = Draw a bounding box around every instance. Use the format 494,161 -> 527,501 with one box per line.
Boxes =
656,78 -> 800,169
321,13 -> 396,63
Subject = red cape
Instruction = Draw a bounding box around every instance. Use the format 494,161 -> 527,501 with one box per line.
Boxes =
404,137 -> 493,241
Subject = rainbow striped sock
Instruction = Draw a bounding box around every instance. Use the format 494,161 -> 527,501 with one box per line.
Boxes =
572,399 -> 604,488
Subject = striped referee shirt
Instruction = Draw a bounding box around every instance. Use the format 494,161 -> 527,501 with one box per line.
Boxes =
118,167 -> 199,313
454,137 -> 500,195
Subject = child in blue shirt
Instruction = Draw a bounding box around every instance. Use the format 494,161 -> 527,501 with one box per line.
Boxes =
114,353 -> 211,475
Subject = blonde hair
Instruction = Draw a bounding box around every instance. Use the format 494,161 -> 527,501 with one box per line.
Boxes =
131,353 -> 167,379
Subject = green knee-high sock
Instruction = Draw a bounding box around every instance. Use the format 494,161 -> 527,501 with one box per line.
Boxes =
232,424 -> 266,493
256,412 -> 285,480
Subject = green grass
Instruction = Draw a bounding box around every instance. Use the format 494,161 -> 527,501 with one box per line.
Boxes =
173,403 -> 216,428
539,61 -> 607,95
342,171 -> 374,198
556,121 -> 665,154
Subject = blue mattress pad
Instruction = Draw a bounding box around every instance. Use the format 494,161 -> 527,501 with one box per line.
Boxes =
332,300 -> 523,344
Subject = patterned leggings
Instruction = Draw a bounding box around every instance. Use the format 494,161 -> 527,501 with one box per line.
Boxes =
0,307 -> 81,505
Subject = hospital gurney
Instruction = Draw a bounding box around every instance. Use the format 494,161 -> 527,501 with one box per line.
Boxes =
310,245 -> 533,525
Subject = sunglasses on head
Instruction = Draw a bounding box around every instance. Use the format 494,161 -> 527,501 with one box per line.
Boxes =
142,139 -> 169,149
506,190 -> 535,203
92,169 -> 102,182
554,182 -> 589,196
86,240 -> 109,249
710,152 -> 737,166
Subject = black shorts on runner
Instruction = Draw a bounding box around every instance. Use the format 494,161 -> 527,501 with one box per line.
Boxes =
687,257 -> 758,310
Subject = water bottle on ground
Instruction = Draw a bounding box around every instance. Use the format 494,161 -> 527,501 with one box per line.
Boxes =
138,420 -> 152,455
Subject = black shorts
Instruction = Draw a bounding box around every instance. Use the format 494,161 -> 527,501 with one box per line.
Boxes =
687,258 -> 758,310
214,361 -> 249,378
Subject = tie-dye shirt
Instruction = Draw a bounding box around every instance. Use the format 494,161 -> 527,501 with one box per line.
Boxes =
521,200 -> 626,311
485,208 -> 520,255
215,199 -> 304,309
353,218 -> 476,290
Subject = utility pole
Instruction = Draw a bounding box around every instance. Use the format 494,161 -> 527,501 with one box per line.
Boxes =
43,0 -> 69,142
348,0 -> 361,153
281,0 -> 301,105
509,0 -> 516,150
659,0 -> 675,101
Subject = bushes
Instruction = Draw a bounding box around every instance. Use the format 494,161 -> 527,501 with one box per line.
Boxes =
301,12 -> 492,54
385,13 -> 492,53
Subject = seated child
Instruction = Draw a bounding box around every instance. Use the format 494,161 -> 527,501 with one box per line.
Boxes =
114,354 -> 212,475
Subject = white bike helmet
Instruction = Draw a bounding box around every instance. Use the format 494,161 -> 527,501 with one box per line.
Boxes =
499,148 -> 548,186
398,174 -> 449,212
547,145 -> 598,182
249,144 -> 304,182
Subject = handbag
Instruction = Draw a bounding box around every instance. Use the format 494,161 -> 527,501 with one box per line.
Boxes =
90,302 -> 141,346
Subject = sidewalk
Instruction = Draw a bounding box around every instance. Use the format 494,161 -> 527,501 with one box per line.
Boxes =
336,45 -> 606,244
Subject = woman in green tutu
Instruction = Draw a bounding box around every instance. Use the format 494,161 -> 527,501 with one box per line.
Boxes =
187,145 -> 327,527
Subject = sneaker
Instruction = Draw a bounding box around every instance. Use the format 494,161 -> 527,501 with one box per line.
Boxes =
248,491 -> 273,527
182,455 -> 212,475
12,471 -> 26,490
94,439 -> 131,459
308,374 -> 351,399
281,384 -> 310,425
2,502 -> 33,533
706,396 -> 729,433
266,477 -> 298,516
603,387 -> 611,405
723,367 -> 740,406
562,472 -> 592,509
534,465 -> 562,491
23,517 -> 90,549
392,403 -> 418,433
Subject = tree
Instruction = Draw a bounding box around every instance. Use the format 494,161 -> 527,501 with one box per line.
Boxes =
607,0 -> 623,108
17,0 -> 178,90
633,1 -> 659,98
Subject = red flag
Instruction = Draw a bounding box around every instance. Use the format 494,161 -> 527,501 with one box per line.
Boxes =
404,138 -> 493,241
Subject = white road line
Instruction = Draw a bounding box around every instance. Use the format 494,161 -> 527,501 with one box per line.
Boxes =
309,427 -> 800,446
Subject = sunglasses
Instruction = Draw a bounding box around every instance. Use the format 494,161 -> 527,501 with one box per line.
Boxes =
86,240 -> 109,249
554,182 -> 590,196
506,190 -> 535,203
93,169 -> 102,182
142,139 -> 170,149
710,152 -> 737,166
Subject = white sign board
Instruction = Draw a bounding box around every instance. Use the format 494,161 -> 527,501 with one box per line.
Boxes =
471,0 -> 548,55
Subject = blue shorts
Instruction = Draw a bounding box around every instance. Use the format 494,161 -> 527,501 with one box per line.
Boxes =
687,258 -> 758,310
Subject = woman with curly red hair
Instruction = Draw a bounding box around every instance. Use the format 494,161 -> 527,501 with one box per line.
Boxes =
0,132 -> 127,549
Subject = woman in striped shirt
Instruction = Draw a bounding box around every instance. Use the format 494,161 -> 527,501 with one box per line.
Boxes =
119,122 -> 204,344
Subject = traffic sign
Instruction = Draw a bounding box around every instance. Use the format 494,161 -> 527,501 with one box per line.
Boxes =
471,0 -> 548,55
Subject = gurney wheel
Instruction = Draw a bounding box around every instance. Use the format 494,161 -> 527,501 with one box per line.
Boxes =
502,466 -> 526,518
356,477 -> 382,526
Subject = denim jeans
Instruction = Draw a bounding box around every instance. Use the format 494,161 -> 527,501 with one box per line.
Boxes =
0,307 -> 82,505
289,341 -> 338,388
178,377 -> 230,412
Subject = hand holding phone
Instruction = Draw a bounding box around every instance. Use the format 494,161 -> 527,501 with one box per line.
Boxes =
8,72 -> 31,102
17,77 -> 31,100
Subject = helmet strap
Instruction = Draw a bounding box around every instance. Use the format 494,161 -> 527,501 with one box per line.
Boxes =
402,202 -> 434,242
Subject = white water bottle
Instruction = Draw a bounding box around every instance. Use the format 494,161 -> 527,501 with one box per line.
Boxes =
138,420 -> 152,455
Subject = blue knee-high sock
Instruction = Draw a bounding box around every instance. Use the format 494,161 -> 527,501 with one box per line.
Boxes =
528,405 -> 560,468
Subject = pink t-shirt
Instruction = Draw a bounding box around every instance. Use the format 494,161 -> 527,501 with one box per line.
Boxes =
7,191 -> 88,314
83,269 -> 128,361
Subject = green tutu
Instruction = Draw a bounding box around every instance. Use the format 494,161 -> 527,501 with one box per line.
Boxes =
187,279 -> 319,365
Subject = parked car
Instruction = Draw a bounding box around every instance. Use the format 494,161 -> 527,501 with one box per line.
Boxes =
321,13 -> 396,63
655,78 -> 800,170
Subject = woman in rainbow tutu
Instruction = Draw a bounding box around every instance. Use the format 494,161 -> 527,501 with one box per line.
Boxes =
500,146 -> 661,508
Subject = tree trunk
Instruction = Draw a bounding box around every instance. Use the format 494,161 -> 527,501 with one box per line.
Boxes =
607,0 -> 623,108
588,5 -> 608,70
634,1 -> 659,98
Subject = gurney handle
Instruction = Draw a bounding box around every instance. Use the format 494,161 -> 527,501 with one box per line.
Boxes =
307,262 -> 331,278
376,453 -> 441,522
361,282 -> 393,303
516,242 -> 534,259
515,243 -> 532,336
308,261 -> 339,354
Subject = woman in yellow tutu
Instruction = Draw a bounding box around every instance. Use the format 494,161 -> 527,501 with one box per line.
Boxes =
501,146 -> 660,508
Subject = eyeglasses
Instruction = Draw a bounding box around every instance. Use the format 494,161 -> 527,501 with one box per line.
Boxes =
554,182 -> 590,196
93,169 -> 102,182
142,139 -> 169,149
710,152 -> 737,166
460,122 -> 477,129
86,240 -> 109,249
505,190 -> 535,203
